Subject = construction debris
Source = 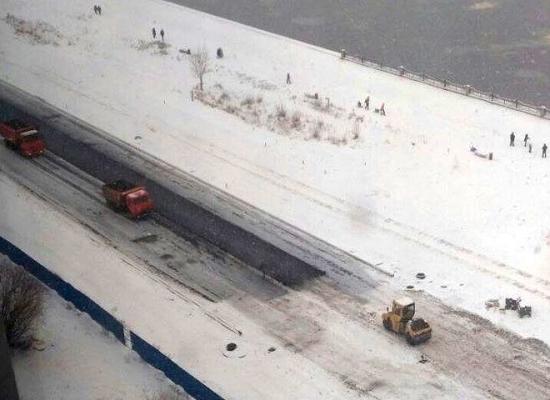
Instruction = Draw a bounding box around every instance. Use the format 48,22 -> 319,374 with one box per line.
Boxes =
470,146 -> 493,160
490,297 -> 533,318
518,306 -> 532,318
485,299 -> 499,310
505,298 -> 521,311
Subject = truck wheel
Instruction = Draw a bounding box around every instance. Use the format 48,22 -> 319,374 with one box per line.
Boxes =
383,319 -> 391,331
406,333 -> 416,345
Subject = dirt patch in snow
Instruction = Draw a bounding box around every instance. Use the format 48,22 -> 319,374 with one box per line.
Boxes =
194,84 -> 362,146
134,39 -> 171,55
3,14 -> 72,46
427,292 -> 550,358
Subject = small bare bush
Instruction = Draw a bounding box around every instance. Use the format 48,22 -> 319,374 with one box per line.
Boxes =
0,257 -> 45,349
310,119 -> 325,140
276,104 -> 287,120
217,91 -> 230,105
351,120 -> 361,140
328,135 -> 348,146
224,104 -> 237,114
241,96 -> 255,107
189,46 -> 210,91
291,111 -> 303,130
312,98 -> 323,110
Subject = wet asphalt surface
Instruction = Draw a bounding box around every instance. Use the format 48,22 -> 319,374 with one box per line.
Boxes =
0,87 -> 324,287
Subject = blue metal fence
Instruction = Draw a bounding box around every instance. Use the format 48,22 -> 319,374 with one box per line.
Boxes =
0,235 -> 224,400
131,332 -> 224,400
0,236 -> 125,344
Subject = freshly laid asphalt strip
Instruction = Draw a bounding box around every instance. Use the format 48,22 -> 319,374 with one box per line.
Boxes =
0,82 -> 324,286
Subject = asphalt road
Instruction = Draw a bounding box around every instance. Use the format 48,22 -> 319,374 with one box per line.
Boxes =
0,80 -> 327,286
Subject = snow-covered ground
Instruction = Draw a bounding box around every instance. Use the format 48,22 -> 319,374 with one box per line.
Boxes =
2,0 -> 550,355
12,280 -> 188,400
9,138 -> 549,399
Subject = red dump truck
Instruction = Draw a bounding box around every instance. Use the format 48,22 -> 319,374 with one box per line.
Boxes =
0,119 -> 45,157
102,180 -> 154,218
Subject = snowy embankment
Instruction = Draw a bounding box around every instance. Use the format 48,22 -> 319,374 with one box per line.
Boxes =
12,286 -> 185,400
1,0 -> 550,344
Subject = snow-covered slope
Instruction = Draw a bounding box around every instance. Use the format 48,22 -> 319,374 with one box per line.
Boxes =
1,0 -> 550,346
12,285 -> 187,400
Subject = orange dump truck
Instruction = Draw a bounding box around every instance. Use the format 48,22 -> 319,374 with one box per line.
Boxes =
0,119 -> 45,157
102,180 -> 154,218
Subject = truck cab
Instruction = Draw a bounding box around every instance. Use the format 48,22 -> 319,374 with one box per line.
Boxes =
0,119 -> 45,157
125,187 -> 154,217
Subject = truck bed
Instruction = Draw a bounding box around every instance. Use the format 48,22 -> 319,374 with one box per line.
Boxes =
103,179 -> 136,192
1,119 -> 37,139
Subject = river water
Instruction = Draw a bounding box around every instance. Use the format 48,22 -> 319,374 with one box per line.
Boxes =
172,0 -> 550,106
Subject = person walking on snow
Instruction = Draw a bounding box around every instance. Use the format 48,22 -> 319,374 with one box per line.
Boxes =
365,96 -> 370,110
524,134 -> 529,147
286,73 -> 291,84
152,27 -> 156,39
97,5 -> 102,15
543,143 -> 547,158
510,132 -> 515,147
380,103 -> 386,116
160,29 -> 165,41
93,5 -> 98,14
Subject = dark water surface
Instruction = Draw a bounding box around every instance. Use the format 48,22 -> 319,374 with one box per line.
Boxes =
172,0 -> 550,106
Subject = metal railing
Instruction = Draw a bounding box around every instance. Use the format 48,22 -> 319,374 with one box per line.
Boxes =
339,50 -> 549,121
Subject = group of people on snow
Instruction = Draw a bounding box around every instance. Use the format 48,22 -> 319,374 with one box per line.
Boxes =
93,5 -> 102,15
357,96 -> 385,116
510,132 -> 547,158
152,27 -> 165,41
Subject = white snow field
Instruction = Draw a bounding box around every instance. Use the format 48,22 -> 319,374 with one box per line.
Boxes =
11,284 -> 188,400
2,0 -> 550,381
